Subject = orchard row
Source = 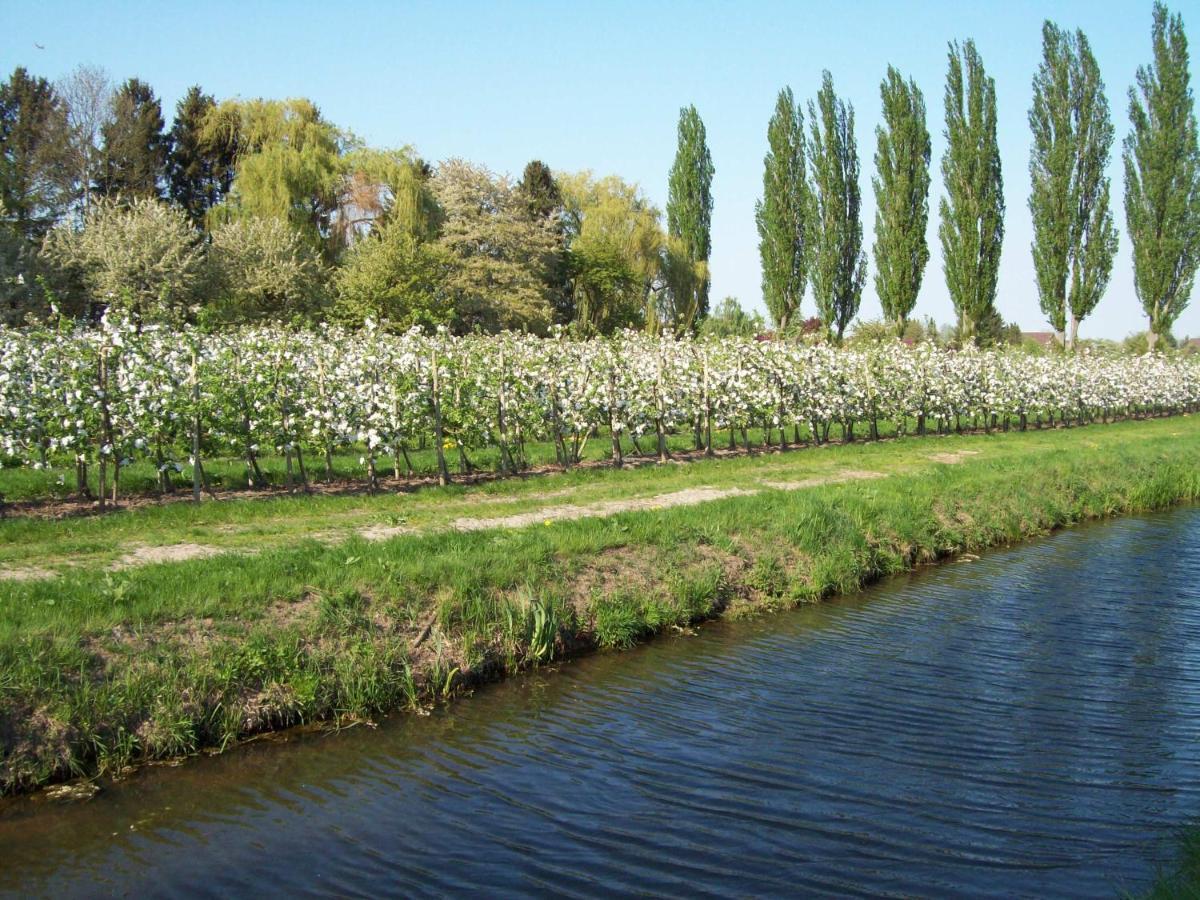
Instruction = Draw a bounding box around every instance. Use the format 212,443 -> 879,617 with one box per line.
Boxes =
2,319 -> 1198,501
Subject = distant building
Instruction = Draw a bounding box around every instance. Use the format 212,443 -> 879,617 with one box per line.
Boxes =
1021,331 -> 1059,347
1182,338 -> 1200,354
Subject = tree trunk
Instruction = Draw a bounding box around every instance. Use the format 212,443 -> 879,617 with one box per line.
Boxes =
296,446 -> 310,491
702,352 -> 713,457
431,350 -> 450,486
497,350 -> 515,475
654,352 -> 668,463
191,350 -> 202,504
98,349 -> 109,511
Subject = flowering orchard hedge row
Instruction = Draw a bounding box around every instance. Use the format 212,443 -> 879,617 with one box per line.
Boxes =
2,319 -> 1199,492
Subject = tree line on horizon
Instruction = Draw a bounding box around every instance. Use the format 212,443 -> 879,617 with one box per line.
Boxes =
0,3 -> 1196,349
0,72 -> 716,337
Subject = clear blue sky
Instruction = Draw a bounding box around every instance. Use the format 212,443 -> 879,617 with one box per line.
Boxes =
4,0 -> 1198,340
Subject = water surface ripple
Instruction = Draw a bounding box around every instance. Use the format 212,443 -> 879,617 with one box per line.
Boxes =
3,508 -> 1200,897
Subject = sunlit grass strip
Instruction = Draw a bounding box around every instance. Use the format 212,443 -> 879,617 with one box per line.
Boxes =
1,417 -> 1198,795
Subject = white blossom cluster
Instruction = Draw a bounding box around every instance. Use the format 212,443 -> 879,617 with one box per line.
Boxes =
2,317 -> 1197,479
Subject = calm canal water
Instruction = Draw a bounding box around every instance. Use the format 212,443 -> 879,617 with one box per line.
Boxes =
2,507 -> 1200,897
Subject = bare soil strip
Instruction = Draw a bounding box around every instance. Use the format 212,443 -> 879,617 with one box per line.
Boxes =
0,566 -> 58,582
928,450 -> 982,464
109,543 -> 225,570
759,469 -> 886,491
446,486 -> 761,533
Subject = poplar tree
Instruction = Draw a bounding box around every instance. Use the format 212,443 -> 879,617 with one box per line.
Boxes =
666,105 -> 714,330
1029,23 -> 1118,350
808,71 -> 866,342
872,67 -> 931,337
97,78 -> 167,199
755,87 -> 810,331
1123,3 -> 1200,351
939,41 -> 1004,345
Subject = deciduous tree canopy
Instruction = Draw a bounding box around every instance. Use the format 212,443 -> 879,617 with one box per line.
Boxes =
42,196 -> 204,321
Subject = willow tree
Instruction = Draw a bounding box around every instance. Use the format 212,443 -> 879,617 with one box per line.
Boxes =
332,154 -> 446,328
1124,3 -> 1200,350
808,71 -> 866,343
872,67 -> 931,337
202,98 -> 345,253
333,147 -> 431,248
386,161 -> 440,241
940,40 -> 1004,345
756,87 -> 810,331
1029,23 -> 1118,350
559,171 -> 664,335
666,105 -> 714,331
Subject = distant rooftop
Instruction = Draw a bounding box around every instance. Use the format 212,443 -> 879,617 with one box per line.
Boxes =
1021,332 -> 1059,346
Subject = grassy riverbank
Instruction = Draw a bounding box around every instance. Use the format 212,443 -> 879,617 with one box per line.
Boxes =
2,416 -> 1199,795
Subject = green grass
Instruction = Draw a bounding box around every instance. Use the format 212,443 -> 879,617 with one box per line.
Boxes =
1140,825 -> 1200,898
1,414 -> 1198,795
0,418 -> 1182,577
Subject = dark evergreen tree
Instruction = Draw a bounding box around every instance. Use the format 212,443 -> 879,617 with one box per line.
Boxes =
97,78 -> 167,200
167,86 -> 236,227
517,159 -> 573,324
517,160 -> 560,218
0,67 -> 70,239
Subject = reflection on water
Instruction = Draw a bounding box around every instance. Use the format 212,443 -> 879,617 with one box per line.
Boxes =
2,508 -> 1199,897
